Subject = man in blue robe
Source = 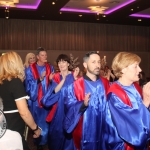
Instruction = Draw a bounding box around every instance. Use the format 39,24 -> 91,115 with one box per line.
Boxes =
64,51 -> 109,150
25,47 -> 54,149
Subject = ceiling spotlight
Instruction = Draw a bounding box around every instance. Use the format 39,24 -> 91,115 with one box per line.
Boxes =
79,15 -> 82,17
5,7 -> 9,19
60,12 -> 62,14
131,9 -> 133,11
102,15 -> 106,17
52,2 -> 55,5
138,19 -> 142,22
96,13 -> 100,20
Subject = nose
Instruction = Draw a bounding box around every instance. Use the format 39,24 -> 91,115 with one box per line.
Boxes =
138,66 -> 142,72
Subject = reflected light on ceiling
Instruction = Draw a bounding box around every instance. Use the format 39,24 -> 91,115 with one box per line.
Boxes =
130,14 -> 150,18
60,0 -> 135,14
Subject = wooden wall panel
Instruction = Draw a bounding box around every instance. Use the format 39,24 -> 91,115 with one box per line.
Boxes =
0,19 -> 150,52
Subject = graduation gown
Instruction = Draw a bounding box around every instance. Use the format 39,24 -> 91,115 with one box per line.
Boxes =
64,76 -> 109,150
41,73 -> 76,150
25,63 -> 54,145
105,81 -> 150,150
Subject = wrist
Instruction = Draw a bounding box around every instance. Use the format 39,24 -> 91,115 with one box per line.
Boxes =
32,125 -> 41,132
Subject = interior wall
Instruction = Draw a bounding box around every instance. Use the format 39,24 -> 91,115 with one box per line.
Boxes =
0,18 -> 150,77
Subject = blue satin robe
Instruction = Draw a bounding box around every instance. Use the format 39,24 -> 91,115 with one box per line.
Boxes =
105,81 -> 150,150
41,73 -> 76,150
64,78 -> 107,150
25,64 -> 54,145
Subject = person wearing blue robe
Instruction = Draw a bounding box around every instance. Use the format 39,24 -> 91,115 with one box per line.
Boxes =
25,47 -> 54,149
41,54 -> 79,150
104,52 -> 150,150
64,51 -> 109,150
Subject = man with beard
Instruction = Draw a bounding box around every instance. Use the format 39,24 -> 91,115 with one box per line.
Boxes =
25,47 -> 54,150
64,51 -> 109,150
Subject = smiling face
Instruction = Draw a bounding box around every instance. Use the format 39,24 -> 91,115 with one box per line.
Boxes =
121,61 -> 142,83
28,54 -> 36,64
83,54 -> 101,76
37,51 -> 47,64
58,60 -> 69,72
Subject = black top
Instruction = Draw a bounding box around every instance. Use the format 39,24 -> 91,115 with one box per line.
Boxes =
0,78 -> 27,133
0,78 -> 27,111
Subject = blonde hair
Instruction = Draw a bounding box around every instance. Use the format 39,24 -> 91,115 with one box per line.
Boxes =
24,53 -> 36,68
0,51 -> 25,84
112,52 -> 141,78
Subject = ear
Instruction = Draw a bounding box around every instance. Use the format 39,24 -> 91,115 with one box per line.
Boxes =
83,62 -> 87,69
122,68 -> 127,74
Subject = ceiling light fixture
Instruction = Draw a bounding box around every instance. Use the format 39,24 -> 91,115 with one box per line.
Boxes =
61,0 -> 135,14
88,6 -> 108,14
0,0 -> 19,7
52,2 -> 55,5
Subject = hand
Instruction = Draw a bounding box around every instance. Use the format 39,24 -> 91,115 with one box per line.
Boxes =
33,128 -> 41,138
40,71 -> 46,81
143,82 -> 150,107
49,73 -> 55,81
74,67 -> 80,80
84,93 -> 91,106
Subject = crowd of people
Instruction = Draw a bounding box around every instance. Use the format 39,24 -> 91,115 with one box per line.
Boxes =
0,48 -> 150,150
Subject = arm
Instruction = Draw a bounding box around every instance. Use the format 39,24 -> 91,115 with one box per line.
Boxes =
64,83 -> 89,133
108,93 -> 150,147
24,67 -> 38,101
15,98 -> 41,138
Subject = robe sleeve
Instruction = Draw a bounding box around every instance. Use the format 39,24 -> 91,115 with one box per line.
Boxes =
108,93 -> 150,148
64,83 -> 85,133
40,80 -> 60,107
24,67 -> 38,101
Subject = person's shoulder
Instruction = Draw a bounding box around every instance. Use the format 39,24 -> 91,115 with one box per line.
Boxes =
10,78 -> 22,84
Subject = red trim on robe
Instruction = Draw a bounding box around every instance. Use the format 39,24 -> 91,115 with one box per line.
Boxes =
46,73 -> 60,122
30,63 -> 51,108
73,77 -> 109,150
107,82 -> 143,150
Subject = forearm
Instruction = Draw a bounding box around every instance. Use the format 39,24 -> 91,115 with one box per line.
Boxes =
54,79 -> 65,93
19,110 -> 37,130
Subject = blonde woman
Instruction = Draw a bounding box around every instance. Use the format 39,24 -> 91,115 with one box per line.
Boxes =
0,51 -> 41,150
24,52 -> 36,68
105,52 -> 150,150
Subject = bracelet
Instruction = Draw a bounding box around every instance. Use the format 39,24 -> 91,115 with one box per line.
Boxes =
32,125 -> 39,132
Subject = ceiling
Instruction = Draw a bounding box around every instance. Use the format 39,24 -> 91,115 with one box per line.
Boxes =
0,0 -> 150,26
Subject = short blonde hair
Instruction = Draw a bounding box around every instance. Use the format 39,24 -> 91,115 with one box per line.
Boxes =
112,52 -> 141,78
24,53 -> 36,68
0,51 -> 25,84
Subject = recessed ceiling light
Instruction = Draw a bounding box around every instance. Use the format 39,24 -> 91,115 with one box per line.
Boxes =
52,2 -> 55,5
138,19 -> 142,21
131,9 -> 133,11
137,6 -> 139,8
79,15 -> 82,17
102,15 -> 106,17
60,12 -> 62,14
